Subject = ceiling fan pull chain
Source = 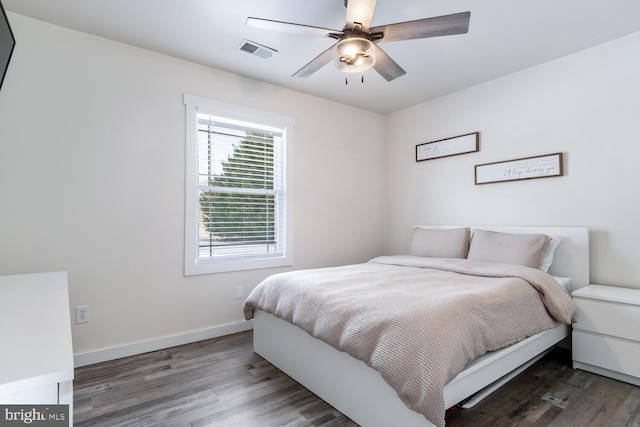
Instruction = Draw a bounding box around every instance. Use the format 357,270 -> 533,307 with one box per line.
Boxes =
361,73 -> 364,83
345,74 -> 348,85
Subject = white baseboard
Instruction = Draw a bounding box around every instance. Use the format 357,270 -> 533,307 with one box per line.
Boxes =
74,320 -> 253,368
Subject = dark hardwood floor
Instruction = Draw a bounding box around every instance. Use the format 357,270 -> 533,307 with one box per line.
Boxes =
74,331 -> 640,427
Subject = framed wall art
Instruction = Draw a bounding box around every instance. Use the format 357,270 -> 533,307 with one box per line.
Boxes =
475,152 -> 564,185
416,132 -> 479,162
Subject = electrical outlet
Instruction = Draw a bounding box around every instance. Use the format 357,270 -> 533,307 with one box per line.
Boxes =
235,286 -> 243,299
75,305 -> 90,324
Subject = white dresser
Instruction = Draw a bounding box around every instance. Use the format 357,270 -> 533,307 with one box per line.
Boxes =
572,284 -> 640,386
0,271 -> 74,426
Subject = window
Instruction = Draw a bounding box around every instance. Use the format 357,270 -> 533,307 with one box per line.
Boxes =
184,95 -> 294,275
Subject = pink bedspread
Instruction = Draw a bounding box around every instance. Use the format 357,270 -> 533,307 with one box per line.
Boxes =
243,256 -> 575,426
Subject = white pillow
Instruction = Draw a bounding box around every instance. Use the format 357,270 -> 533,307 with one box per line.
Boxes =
540,236 -> 564,272
552,276 -> 572,296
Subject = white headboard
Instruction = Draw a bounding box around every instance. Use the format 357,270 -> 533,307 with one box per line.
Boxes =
413,225 -> 590,290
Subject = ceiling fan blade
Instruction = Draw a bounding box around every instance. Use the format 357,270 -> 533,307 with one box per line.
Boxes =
372,45 -> 406,81
345,0 -> 377,32
370,11 -> 470,43
247,17 -> 341,37
292,44 -> 336,78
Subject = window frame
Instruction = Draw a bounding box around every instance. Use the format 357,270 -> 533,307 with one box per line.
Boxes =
183,94 -> 294,275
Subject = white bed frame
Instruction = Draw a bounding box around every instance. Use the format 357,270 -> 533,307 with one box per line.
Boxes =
253,226 -> 589,427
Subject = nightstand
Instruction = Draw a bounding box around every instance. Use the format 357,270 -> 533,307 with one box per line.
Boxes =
572,284 -> 640,386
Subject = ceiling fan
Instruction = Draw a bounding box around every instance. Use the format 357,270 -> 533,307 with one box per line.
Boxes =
246,0 -> 470,82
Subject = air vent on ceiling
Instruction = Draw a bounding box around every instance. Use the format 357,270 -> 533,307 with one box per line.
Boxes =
236,40 -> 277,60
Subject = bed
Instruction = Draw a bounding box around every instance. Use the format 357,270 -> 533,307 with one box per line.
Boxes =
244,226 -> 589,427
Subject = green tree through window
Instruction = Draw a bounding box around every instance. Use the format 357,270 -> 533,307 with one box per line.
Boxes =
199,132 -> 276,246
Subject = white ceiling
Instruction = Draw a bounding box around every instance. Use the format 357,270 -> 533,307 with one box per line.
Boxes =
5,0 -> 640,114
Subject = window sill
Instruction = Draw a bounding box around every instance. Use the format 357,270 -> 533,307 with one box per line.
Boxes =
184,255 -> 292,276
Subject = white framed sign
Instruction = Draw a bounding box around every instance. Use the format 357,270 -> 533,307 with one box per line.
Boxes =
416,132 -> 479,162
475,152 -> 564,185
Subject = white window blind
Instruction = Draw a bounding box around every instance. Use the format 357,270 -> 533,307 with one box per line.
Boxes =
184,95 -> 294,275
197,115 -> 284,259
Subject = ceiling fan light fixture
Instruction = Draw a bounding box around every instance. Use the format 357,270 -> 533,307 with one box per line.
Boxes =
332,38 -> 376,73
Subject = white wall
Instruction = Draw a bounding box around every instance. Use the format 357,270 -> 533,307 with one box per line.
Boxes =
0,14 -> 386,357
385,31 -> 640,289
